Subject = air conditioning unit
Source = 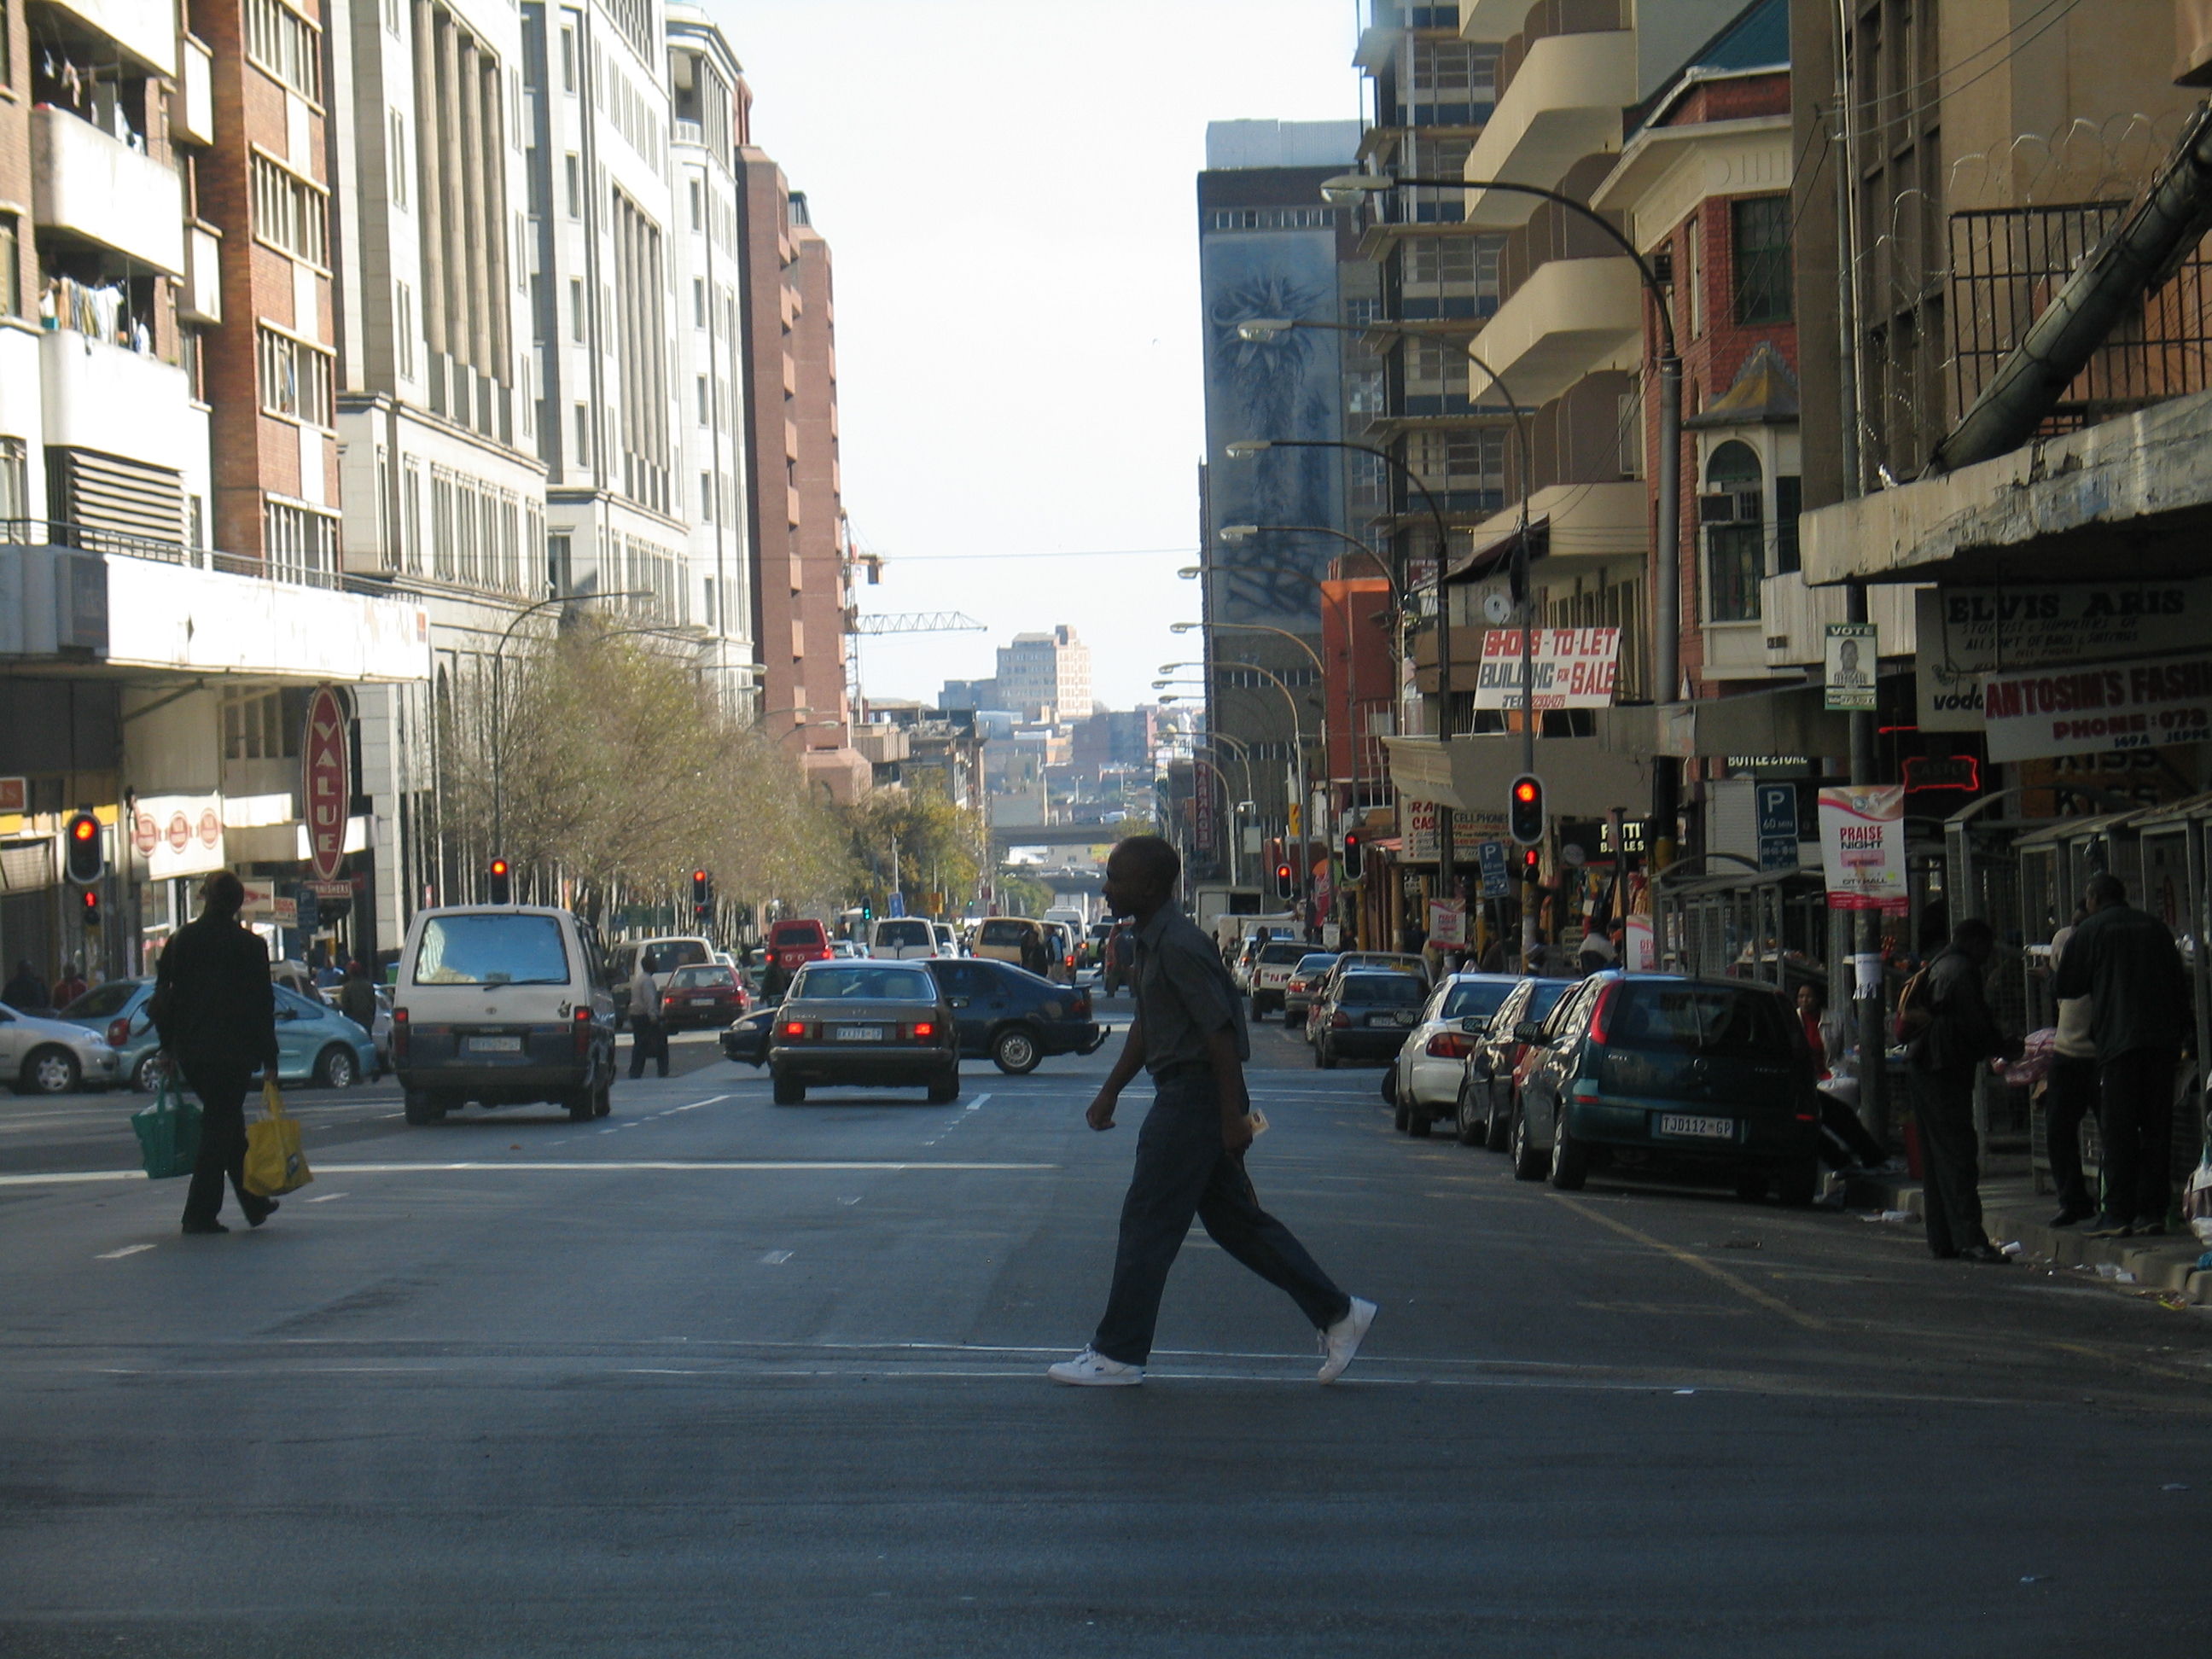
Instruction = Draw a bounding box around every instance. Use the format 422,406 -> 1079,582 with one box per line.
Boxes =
1697,490 -> 1763,525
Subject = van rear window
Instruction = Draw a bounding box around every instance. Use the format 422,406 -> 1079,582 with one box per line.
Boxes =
978,921 -> 1031,945
876,921 -> 933,946
1608,985 -> 1793,1055
412,915 -> 569,987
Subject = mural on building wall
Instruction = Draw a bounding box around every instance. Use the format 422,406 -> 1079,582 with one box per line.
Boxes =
1200,234 -> 1346,626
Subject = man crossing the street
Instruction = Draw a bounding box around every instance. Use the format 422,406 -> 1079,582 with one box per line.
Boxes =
1049,835 -> 1374,1387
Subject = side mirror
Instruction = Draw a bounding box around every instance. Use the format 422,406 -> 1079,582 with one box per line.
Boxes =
1458,1015 -> 1489,1036
948,996 -> 971,1009
1513,1019 -> 1549,1046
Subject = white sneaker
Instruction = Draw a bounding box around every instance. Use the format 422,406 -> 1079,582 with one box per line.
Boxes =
1317,1297 -> 1377,1384
1047,1346 -> 1144,1387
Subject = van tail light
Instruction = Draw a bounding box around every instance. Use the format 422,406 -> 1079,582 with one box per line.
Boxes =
1330,1010 -> 1350,1028
573,1005 -> 592,1061
1425,1033 -> 1472,1059
1586,982 -> 1620,1045
392,1006 -> 410,1065
107,1016 -> 131,1049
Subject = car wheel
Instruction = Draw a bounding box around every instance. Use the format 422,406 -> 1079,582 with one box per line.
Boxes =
593,1080 -> 613,1118
1454,1085 -> 1485,1147
1510,1103 -> 1547,1182
1317,1039 -> 1337,1070
1406,1092 -> 1432,1138
1247,998 -> 1261,1024
1547,1114 -> 1588,1190
568,1092 -> 595,1122
20,1047 -> 80,1095
131,1052 -> 164,1094
1774,1158 -> 1819,1208
927,1068 -> 961,1105
991,1027 -> 1041,1075
1484,1090 -> 1511,1153
313,1045 -> 357,1091
403,1088 -> 447,1125
771,1074 -> 806,1105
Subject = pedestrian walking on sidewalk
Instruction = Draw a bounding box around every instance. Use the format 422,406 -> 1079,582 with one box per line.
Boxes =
2043,901 -> 2101,1227
151,870 -> 281,1235
2052,874 -> 2192,1238
626,958 -> 668,1080
1049,836 -> 1374,1388
1904,917 -> 2019,1264
51,959 -> 88,1010
3,958 -> 49,1012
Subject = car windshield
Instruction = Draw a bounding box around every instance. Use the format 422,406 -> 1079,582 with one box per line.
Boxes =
792,966 -> 938,1001
1607,984 -> 1793,1055
978,921 -> 1031,945
1339,975 -> 1427,1007
641,941 -> 709,974
1347,955 -> 1423,975
61,981 -> 141,1019
876,921 -> 933,947
411,914 -> 570,987
1440,981 -> 1517,1021
670,966 -> 735,988
1258,943 -> 1307,964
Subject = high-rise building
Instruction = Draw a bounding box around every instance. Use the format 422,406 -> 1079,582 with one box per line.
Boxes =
996,626 -> 1091,721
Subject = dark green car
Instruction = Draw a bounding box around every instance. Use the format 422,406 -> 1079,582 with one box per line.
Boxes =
1509,974 -> 1823,1205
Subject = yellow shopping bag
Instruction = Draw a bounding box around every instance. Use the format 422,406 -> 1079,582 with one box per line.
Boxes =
243,1078 -> 314,1197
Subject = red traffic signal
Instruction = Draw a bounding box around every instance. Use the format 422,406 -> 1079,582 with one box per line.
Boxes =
64,812 -> 103,884
488,858 -> 512,904
1272,861 -> 1295,902
1341,829 -> 1364,880
79,888 -> 102,926
1508,773 -> 1545,845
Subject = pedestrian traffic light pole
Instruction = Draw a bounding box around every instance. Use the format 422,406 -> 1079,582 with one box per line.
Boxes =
1225,437 -> 1460,907
1320,173 -> 1685,880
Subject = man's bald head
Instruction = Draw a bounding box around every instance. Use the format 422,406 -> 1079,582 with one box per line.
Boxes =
1103,836 -> 1179,919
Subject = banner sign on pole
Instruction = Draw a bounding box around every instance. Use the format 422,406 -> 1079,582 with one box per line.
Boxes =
1824,623 -> 1877,711
1979,649 -> 2212,762
1426,898 -> 1465,948
1473,628 -> 1620,711
1817,784 -> 1907,912
131,794 -> 226,880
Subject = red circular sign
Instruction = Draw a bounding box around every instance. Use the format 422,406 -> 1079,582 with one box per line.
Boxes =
166,812 -> 190,853
133,812 -> 158,857
197,808 -> 221,849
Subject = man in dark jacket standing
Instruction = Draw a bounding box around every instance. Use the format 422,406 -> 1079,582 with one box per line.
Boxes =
1906,917 -> 2017,1263
153,870 -> 281,1234
2052,873 -> 2192,1237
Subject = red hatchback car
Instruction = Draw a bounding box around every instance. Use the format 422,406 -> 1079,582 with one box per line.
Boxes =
661,963 -> 749,1030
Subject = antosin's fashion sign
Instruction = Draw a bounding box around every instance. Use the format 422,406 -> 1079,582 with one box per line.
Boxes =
1981,650 -> 2212,763
1914,583 -> 2211,731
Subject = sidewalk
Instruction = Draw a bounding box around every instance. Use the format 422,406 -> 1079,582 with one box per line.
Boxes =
1838,1169 -> 2212,1304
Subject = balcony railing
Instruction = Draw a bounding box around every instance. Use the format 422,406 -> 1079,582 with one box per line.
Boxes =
1949,201 -> 2212,435
0,520 -> 352,592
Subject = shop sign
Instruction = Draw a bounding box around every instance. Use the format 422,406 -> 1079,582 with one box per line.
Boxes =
1824,623 -> 1877,711
0,777 -> 25,814
1427,898 -> 1465,947
1402,800 -> 1508,862
133,793 -> 225,880
1817,785 -> 1907,913
1193,758 -> 1217,859
302,685 -> 350,882
1980,649 -> 2212,763
1472,628 -> 1619,710
1914,582 -> 2212,731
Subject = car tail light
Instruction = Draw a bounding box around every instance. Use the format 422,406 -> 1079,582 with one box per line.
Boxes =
1571,1080 -> 1603,1104
1072,990 -> 1091,1021
1426,1033 -> 1472,1059
1287,979 -> 1307,993
783,1020 -> 807,1039
573,1005 -> 591,1060
392,1006 -> 410,1065
1330,1009 -> 1350,1027
911,1022 -> 934,1039
107,1016 -> 131,1048
1586,982 -> 1620,1045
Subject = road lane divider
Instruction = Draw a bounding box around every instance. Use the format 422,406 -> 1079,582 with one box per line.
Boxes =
1547,1193 -> 1828,1332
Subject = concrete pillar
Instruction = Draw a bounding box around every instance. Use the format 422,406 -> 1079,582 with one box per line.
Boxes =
434,12 -> 468,370
457,35 -> 490,375
410,0 -> 445,358
480,59 -> 510,389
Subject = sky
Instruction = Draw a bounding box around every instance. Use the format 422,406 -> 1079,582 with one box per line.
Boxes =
708,0 -> 1364,713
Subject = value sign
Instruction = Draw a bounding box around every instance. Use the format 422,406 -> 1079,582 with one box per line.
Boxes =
301,685 -> 351,882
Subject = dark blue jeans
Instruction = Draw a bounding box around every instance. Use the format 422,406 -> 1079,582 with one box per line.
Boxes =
1092,1065 -> 1350,1365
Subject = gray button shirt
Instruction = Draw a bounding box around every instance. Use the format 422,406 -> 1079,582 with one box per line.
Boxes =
1131,905 -> 1250,1074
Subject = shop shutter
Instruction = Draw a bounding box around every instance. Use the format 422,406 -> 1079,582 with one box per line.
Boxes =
46,449 -> 185,551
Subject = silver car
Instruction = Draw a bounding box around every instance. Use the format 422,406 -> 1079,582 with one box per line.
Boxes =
0,1000 -> 120,1093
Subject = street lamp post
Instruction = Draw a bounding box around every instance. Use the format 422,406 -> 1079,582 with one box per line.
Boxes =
1160,657 -> 1315,922
1225,436 -> 1460,909
1319,170 -> 1684,874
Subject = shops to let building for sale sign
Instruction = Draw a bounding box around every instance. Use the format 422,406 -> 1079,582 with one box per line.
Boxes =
1980,649 -> 2212,762
1473,628 -> 1619,710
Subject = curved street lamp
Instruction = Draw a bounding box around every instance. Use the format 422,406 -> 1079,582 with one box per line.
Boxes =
1161,657 -> 1319,917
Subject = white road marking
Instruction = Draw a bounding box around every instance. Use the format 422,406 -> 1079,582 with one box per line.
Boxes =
664,1095 -> 728,1113
96,1243 -> 155,1260
304,1191 -> 347,1203
964,1094 -> 991,1111
2,1159 -> 1055,1185
760,1249 -> 793,1265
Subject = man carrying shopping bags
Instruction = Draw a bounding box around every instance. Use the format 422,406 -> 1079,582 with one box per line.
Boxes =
152,870 -> 282,1234
1048,835 -> 1375,1388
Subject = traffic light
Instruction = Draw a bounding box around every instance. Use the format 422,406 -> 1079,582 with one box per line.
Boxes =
1521,846 -> 1541,883
1508,773 -> 1545,846
488,858 -> 511,904
1342,829 -> 1364,881
64,812 -> 102,885
1272,859 -> 1295,902
692,869 -> 711,923
79,888 -> 102,927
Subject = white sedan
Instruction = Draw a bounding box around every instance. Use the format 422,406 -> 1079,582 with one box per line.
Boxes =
1388,974 -> 1529,1138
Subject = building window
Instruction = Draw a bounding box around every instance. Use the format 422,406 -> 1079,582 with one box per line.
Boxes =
561,25 -> 576,91
1685,218 -> 1704,339
565,154 -> 581,218
397,282 -> 414,378
693,278 -> 706,328
0,437 -> 27,527
265,501 -> 338,584
1732,195 -> 1792,325
1703,439 -> 1764,623
257,327 -> 335,427
247,0 -> 323,103
569,276 -> 585,341
574,403 -> 590,462
700,470 -> 713,521
389,111 -> 407,208
696,375 -> 708,424
0,214 -> 18,317
223,688 -> 310,760
251,155 -> 329,265
690,179 -> 701,230
1774,474 -> 1803,574
403,460 -> 422,572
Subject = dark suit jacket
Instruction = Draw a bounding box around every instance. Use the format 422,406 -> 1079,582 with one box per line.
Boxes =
154,912 -> 280,1074
2050,901 -> 2192,1061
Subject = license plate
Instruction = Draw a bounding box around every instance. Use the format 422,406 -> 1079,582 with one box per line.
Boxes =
467,1036 -> 522,1053
1656,1112 -> 1734,1140
688,997 -> 713,1005
832,1026 -> 884,1042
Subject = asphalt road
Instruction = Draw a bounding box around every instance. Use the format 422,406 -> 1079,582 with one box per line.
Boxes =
3,989 -> 2209,1656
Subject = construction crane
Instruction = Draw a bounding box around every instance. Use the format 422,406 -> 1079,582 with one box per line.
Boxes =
847,612 -> 987,634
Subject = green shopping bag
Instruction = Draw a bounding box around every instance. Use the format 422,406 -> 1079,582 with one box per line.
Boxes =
131,1074 -> 201,1180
